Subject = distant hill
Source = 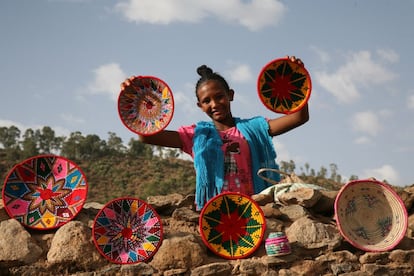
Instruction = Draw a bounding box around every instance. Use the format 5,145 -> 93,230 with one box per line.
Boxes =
0,153 -> 197,203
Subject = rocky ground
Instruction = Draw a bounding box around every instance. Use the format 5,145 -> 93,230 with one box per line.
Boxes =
1,182 -> 414,276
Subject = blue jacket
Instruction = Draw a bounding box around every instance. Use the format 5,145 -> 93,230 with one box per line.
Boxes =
193,116 -> 280,209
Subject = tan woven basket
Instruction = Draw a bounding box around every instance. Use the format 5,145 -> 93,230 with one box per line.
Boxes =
334,179 -> 408,252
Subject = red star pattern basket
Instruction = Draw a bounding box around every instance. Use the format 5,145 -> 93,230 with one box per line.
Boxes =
199,192 -> 266,259
257,57 -> 311,114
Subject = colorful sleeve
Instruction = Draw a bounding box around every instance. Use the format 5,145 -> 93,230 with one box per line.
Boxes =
177,124 -> 196,157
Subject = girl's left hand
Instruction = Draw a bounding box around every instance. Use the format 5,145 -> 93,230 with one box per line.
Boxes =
286,55 -> 303,66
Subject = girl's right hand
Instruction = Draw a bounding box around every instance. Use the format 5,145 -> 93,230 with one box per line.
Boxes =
120,76 -> 136,90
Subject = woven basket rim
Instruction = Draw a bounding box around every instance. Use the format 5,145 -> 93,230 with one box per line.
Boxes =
334,179 -> 408,252
198,192 -> 266,259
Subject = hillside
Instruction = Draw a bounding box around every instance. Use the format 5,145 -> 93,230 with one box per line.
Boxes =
0,154 -> 197,203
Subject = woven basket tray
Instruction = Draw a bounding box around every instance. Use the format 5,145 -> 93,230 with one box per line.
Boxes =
334,179 -> 408,252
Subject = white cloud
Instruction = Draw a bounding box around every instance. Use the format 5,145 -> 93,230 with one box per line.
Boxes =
361,164 -> 400,185
376,49 -> 399,63
351,111 -> 382,137
115,0 -> 286,31
0,119 -> 70,138
226,63 -> 253,83
0,119 -> 26,132
378,108 -> 393,118
47,0 -> 92,2
116,0 -> 205,24
354,136 -> 371,145
172,87 -> 199,115
310,45 -> 331,64
316,70 -> 360,103
59,113 -> 86,125
315,50 -> 398,104
408,94 -> 414,109
273,140 -> 291,162
87,63 -> 127,101
273,139 -> 305,164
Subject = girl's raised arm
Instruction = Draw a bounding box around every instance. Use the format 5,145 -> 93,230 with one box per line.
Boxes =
120,77 -> 182,148
267,103 -> 309,137
139,130 -> 182,148
266,55 -> 310,137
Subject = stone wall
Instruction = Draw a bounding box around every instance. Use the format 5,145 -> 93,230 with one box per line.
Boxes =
1,185 -> 414,276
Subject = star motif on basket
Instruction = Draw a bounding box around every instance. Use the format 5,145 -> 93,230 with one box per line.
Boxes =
2,155 -> 88,229
345,197 -> 357,216
118,76 -> 173,135
377,217 -> 392,237
260,61 -> 308,112
106,211 -> 150,255
24,175 -> 71,215
202,196 -> 263,257
93,198 -> 163,264
363,194 -> 380,208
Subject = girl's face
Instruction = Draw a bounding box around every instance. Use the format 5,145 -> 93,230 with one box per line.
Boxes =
196,80 -> 234,123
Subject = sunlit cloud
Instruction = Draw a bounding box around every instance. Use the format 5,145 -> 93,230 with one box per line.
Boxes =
115,0 -> 286,31
0,119 -> 27,132
172,84 -> 199,115
59,113 -> 86,125
226,63 -> 253,83
0,119 -> 70,138
315,50 -> 398,104
376,49 -> 399,63
351,109 -> 393,145
408,94 -> 414,109
273,140 -> 291,163
361,164 -> 400,185
354,136 -> 371,145
47,0 -> 92,3
351,111 -> 382,137
310,45 -> 331,64
87,63 -> 127,101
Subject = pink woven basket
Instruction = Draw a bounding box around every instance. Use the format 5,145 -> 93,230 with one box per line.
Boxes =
334,179 -> 408,252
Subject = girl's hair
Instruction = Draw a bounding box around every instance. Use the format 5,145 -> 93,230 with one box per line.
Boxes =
195,65 -> 230,99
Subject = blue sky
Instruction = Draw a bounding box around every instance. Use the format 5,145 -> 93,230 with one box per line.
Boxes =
1,0 -> 413,186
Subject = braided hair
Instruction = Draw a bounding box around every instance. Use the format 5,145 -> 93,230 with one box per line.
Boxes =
195,65 -> 230,100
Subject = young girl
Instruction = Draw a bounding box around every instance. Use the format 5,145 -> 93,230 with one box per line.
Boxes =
121,56 -> 309,209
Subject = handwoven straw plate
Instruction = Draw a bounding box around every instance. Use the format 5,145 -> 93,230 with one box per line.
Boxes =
257,57 -> 311,114
2,155 -> 88,230
199,192 -> 266,259
118,76 -> 174,136
92,197 -> 163,264
334,179 -> 408,252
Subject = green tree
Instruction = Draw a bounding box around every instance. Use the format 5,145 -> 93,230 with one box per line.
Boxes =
317,166 -> 328,178
279,160 -> 296,174
304,162 -> 310,174
0,126 -> 21,149
0,126 -> 21,160
61,131 -> 84,160
107,132 -> 126,155
128,138 -> 153,158
80,134 -> 107,159
21,128 -> 39,158
329,163 -> 338,181
35,126 -> 63,154
349,175 -> 359,181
